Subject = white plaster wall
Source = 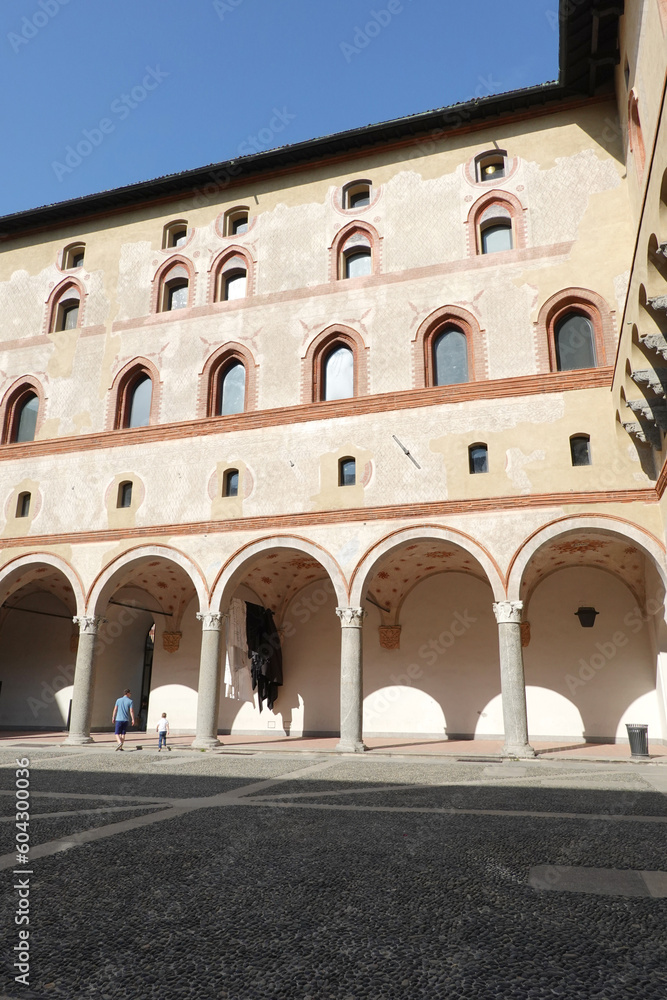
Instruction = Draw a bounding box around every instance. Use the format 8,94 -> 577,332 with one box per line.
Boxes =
363,573 -> 500,737
145,598 -> 200,733
0,593 -> 74,728
523,567 -> 664,740
90,603 -> 153,729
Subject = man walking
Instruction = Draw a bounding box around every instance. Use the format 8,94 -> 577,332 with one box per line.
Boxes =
112,688 -> 135,751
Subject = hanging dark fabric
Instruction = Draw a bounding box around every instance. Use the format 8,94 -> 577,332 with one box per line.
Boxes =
245,602 -> 283,711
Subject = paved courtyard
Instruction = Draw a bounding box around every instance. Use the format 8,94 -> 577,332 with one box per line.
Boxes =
0,745 -> 666,999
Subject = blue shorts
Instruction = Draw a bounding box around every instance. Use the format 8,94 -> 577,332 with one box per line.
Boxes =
115,720 -> 128,735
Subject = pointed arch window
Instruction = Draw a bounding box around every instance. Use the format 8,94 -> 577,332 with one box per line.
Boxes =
112,363 -> 158,430
126,376 -> 152,428
2,380 -> 44,445
14,393 -> 39,442
213,252 -> 252,302
157,263 -> 191,312
433,327 -> 469,386
50,284 -> 82,332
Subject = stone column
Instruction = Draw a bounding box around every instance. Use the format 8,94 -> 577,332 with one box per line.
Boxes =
336,607 -> 367,753
192,612 -> 225,749
492,601 -> 535,758
63,616 -> 106,746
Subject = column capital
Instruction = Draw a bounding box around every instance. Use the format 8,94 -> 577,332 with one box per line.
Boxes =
196,612 -> 225,631
336,607 -> 366,628
493,601 -> 523,625
73,615 -> 106,634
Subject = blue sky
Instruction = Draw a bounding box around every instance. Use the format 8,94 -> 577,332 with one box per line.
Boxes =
0,0 -> 559,217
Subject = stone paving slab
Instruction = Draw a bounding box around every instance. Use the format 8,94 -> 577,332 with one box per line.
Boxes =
0,752 -> 665,999
529,865 -> 667,897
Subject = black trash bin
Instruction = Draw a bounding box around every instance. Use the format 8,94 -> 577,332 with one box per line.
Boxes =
626,723 -> 649,758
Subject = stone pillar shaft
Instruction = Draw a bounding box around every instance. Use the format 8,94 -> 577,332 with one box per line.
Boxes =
336,607 -> 366,753
192,613 -> 225,749
63,616 -> 106,746
493,601 -> 535,758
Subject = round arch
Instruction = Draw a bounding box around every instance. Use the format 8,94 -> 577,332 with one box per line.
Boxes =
0,552 -> 85,615
349,524 -> 505,607
506,515 -> 667,602
87,544 -> 208,616
210,535 -> 348,612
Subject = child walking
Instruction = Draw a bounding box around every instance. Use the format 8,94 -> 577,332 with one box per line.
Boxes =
157,713 -> 171,751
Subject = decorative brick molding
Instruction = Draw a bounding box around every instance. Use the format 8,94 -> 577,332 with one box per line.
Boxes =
208,245 -> 255,302
197,342 -> 258,417
150,255 -> 196,313
0,375 -> 47,444
301,324 -> 370,402
44,276 -> 87,335
329,221 -> 382,282
465,189 -> 527,257
106,356 -> 162,430
628,91 -> 646,179
411,304 -> 488,388
535,287 -> 614,373
379,625 -> 401,649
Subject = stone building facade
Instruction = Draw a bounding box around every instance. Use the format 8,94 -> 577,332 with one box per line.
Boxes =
0,0 -> 666,753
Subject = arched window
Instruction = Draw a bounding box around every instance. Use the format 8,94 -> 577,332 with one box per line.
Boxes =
50,285 -> 82,332
157,263 -> 191,312
223,469 -> 239,497
554,312 -> 597,371
223,207 -> 250,236
13,393 -> 39,442
339,457 -> 356,486
343,180 -> 372,209
163,221 -> 188,249
16,492 -> 31,517
216,362 -> 246,415
126,376 -> 152,428
212,251 -> 252,302
62,242 -> 85,269
475,150 -> 507,182
333,224 -> 379,281
468,443 -> 488,474
570,435 -> 591,466
117,481 -> 133,508
323,345 -> 354,400
433,327 -> 469,386
467,192 -> 524,257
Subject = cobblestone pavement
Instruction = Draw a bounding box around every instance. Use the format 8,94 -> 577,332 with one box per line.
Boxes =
0,748 -> 666,999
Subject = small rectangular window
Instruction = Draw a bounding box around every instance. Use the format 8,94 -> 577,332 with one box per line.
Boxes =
118,482 -> 133,508
570,436 -> 591,466
469,445 -> 488,474
16,492 -> 31,518
339,458 -> 356,486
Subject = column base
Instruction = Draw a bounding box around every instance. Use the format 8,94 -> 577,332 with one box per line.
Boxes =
191,736 -> 221,749
502,742 -> 536,759
62,733 -> 94,746
335,739 -> 367,753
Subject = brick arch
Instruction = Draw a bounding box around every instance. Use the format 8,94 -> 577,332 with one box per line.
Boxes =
208,245 -> 255,302
0,375 -> 47,444
0,551 -> 86,616
87,543 -> 208,617
44,276 -> 87,334
411,304 -> 487,388
535,287 -> 615,373
151,255 -> 196,313
106,356 -> 162,430
465,188 -> 527,256
198,341 -> 258,417
329,220 -> 382,281
301,324 -> 369,403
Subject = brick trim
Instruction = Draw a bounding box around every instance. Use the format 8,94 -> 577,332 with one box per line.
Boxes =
0,487 -> 656,553
106,357 -> 162,430
151,255 -> 196,313
0,375 -> 47,444
208,245 -> 255,302
412,305 -> 488,388
301,324 -> 370,402
1,366 -> 613,460
329,221 -> 382,282
535,287 -> 614,373
465,189 -> 527,257
197,342 -> 258,417
44,276 -> 87,334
